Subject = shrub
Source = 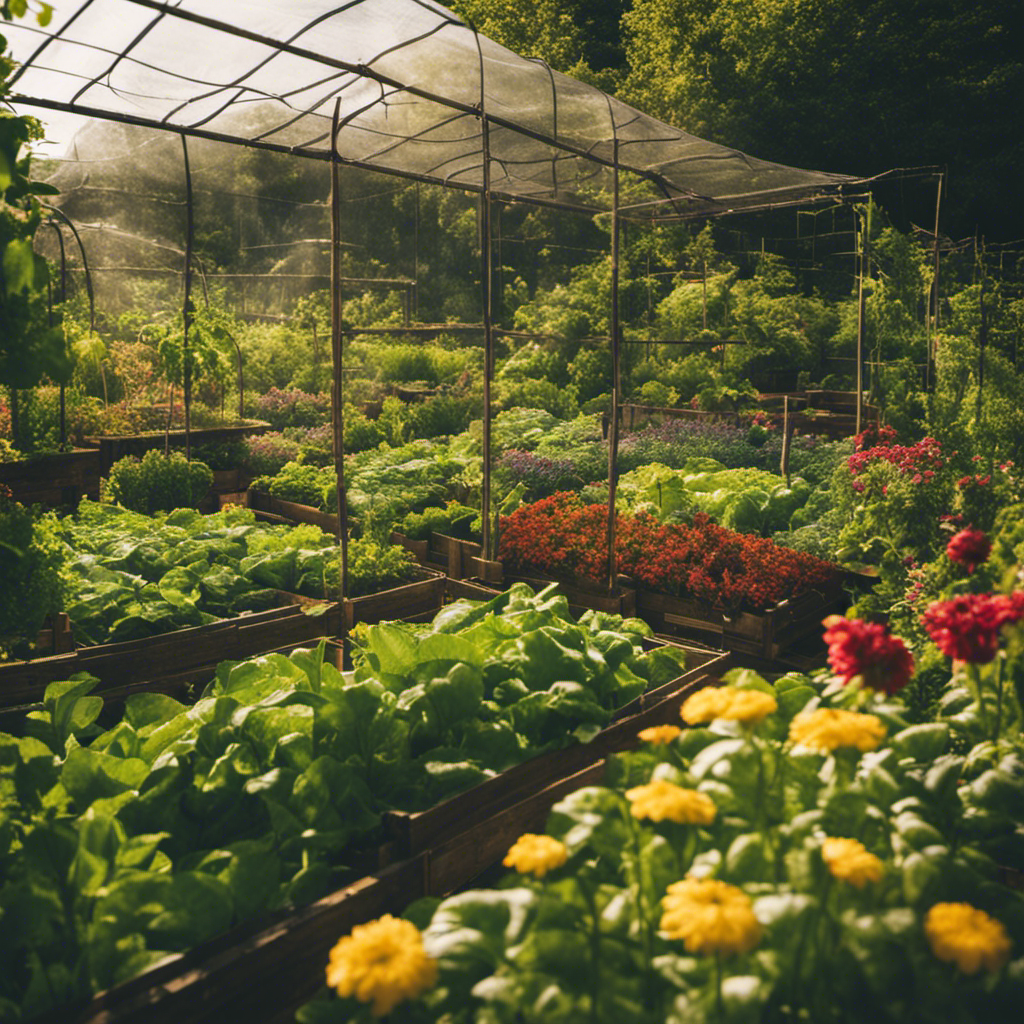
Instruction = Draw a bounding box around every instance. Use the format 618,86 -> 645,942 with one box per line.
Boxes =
241,432 -> 303,476
101,450 -> 214,514
0,491 -> 71,659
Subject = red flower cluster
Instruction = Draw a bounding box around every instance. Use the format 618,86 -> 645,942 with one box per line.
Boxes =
853,424 -> 898,451
946,528 -> 992,572
957,474 -> 992,489
847,435 -> 944,479
822,615 -> 914,694
499,494 -> 839,613
922,592 -> 1024,663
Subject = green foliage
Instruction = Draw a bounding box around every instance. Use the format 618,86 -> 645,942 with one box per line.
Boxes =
297,666 -> 1024,1023
101,450 -> 214,514
341,536 -> 419,598
0,585 -> 691,1019
496,377 -> 579,420
616,462 -> 813,536
0,493 -> 70,659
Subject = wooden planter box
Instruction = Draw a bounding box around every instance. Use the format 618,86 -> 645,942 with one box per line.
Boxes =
428,531 -> 484,579
0,448 -> 102,506
635,582 -> 846,661
383,637 -> 728,860
23,642 -> 728,1024
42,759 -> 609,1024
342,567 -> 447,630
0,593 -> 342,710
83,421 -> 271,475
390,530 -> 429,565
246,489 -> 338,534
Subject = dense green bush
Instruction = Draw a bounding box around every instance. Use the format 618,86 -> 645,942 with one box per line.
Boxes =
101,450 -> 214,514
0,493 -> 71,660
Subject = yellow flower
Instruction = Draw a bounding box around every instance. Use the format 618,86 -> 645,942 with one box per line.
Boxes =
660,877 -> 762,955
925,902 -> 1012,974
821,837 -> 884,888
681,685 -> 778,726
788,708 -> 885,753
326,914 -> 437,1017
638,724 -> 682,745
625,778 -> 716,825
503,833 -> 568,878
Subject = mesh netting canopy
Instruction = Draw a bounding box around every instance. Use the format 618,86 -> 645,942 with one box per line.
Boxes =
7,0 -> 867,220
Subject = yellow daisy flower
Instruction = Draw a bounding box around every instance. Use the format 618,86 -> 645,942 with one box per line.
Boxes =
925,902 -> 1012,974
503,833 -> 568,878
821,837 -> 884,888
681,685 -> 778,726
660,877 -> 762,955
625,778 -> 716,825
638,724 -> 682,745
326,914 -> 437,1017
788,708 -> 885,753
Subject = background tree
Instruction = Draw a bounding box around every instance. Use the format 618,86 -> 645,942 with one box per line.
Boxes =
620,0 -> 1024,240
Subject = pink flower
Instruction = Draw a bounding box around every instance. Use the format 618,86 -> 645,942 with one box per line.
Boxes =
851,479 -> 865,493
946,529 -> 991,572
822,616 -> 914,694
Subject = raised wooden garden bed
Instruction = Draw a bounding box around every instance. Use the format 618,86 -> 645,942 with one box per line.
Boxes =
634,582 -> 846,661
40,646 -> 728,1024
390,529 -> 430,564
0,593 -> 342,710
40,759 -> 608,1024
383,637 -> 728,860
0,447 -> 102,506
246,488 -> 338,533
341,566 -> 447,629
82,420 -> 271,475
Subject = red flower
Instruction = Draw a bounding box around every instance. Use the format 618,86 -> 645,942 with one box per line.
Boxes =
922,592 -> 1024,663
946,529 -> 991,572
822,616 -> 914,694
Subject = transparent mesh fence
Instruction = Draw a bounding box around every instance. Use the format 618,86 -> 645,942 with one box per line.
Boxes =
7,0 -> 866,220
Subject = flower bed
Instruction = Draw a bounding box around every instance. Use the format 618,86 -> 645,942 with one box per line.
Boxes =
499,492 -> 843,656
298,655 -> 1024,1024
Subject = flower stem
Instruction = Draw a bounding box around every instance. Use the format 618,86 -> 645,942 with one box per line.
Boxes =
993,655 -> 1005,744
715,951 -> 724,1021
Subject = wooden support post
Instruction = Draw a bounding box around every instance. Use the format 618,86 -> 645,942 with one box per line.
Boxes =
855,202 -> 870,437
606,138 -> 622,593
927,174 -> 943,391
330,100 -> 349,598
181,134 -> 194,461
780,396 -> 792,487
480,115 -> 495,561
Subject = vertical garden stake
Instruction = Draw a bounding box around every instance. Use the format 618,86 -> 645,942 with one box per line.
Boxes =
928,173 -> 943,391
45,219 -> 67,446
181,134 -> 194,462
330,99 -> 348,597
606,133 -> 622,593
480,115 -> 495,560
780,396 -> 792,487
855,201 -> 870,437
